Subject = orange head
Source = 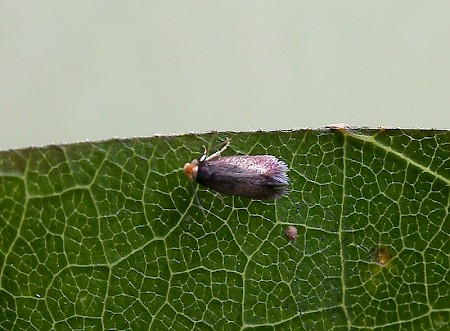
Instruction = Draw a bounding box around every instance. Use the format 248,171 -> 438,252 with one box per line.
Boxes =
183,159 -> 198,181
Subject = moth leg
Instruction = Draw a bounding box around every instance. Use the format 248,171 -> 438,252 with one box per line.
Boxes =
205,137 -> 231,161
215,191 -> 226,206
198,145 -> 208,162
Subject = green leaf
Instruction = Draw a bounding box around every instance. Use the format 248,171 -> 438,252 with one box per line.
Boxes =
0,129 -> 449,330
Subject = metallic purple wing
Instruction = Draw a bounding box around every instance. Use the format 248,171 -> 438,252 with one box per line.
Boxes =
195,155 -> 289,199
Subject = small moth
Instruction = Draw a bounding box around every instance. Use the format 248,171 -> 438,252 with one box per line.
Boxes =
183,138 -> 289,199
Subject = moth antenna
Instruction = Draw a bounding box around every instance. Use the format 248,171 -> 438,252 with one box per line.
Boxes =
191,183 -> 207,219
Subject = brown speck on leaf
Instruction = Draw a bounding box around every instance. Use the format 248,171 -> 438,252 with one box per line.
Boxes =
285,225 -> 298,241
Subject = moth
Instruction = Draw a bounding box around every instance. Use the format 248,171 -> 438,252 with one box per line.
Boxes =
183,138 -> 289,199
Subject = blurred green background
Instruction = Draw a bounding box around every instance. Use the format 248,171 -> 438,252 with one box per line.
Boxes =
1,2 -> 449,150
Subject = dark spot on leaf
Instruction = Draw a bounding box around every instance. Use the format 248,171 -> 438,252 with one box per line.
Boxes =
370,246 -> 392,266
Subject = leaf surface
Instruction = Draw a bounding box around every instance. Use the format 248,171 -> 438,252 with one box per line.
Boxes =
0,129 -> 449,330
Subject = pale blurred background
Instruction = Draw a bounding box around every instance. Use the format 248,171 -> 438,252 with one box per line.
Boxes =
1,2 -> 449,150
